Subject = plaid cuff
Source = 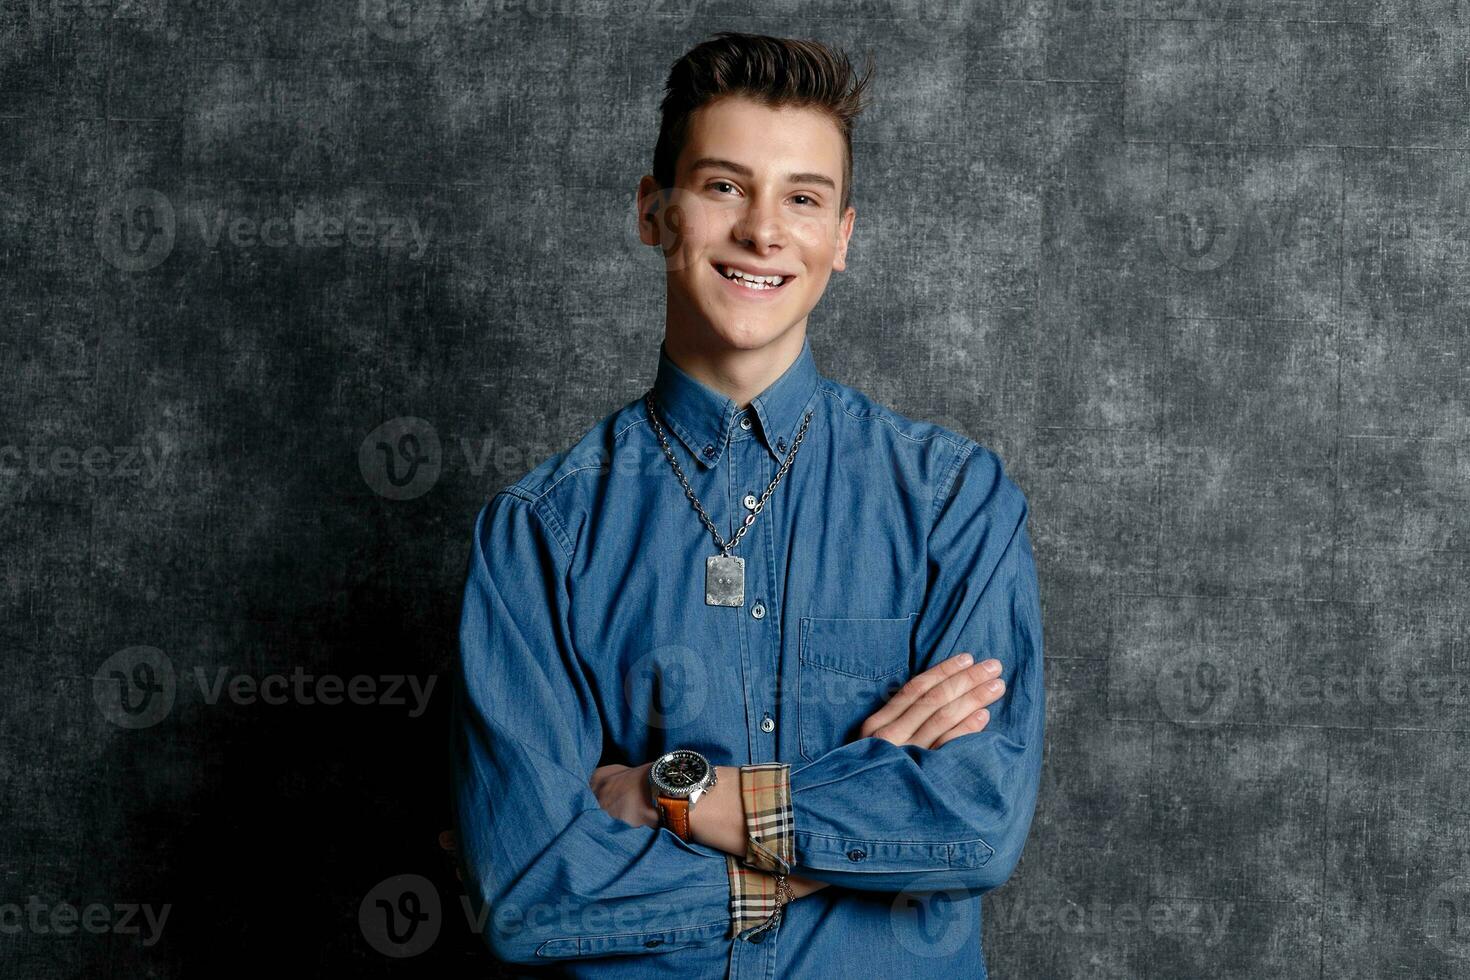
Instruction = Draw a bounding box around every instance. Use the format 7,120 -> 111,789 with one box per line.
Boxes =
726,855 -> 783,938
739,762 -> 793,875
724,763 -> 795,938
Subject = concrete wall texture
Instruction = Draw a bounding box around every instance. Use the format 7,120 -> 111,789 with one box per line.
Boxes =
2,1 -> 1467,977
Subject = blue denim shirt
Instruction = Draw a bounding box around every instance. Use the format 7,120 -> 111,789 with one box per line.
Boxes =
449,335 -> 1045,978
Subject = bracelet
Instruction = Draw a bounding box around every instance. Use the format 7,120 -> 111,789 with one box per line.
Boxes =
746,870 -> 792,940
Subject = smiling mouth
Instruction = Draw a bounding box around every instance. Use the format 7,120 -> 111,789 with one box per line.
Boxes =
714,262 -> 795,292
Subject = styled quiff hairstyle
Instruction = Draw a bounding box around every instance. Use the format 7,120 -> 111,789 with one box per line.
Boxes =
652,32 -> 876,216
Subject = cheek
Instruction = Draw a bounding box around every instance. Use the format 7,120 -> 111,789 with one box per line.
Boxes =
670,224 -> 713,273
652,191 -> 717,268
790,217 -> 837,252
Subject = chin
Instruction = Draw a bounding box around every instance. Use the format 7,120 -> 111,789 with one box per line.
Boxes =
666,277 -> 812,354
701,317 -> 799,352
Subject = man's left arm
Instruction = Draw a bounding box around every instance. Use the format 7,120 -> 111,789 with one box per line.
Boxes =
775,443 -> 1045,894
595,444 -> 1045,901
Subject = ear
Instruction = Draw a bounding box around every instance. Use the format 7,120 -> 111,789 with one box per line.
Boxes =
636,174 -> 664,248
831,204 -> 856,273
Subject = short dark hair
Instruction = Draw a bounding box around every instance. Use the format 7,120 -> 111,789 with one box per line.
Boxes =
653,32 -> 876,216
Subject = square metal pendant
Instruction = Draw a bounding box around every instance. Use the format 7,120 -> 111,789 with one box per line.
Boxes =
705,554 -> 745,607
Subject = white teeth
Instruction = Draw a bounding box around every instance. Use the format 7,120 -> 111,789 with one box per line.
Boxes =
719,264 -> 785,287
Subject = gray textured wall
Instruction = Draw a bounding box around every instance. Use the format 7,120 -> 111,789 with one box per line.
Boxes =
3,1 -> 1467,977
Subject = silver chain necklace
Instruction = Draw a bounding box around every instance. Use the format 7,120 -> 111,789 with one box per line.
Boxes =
644,390 -> 813,607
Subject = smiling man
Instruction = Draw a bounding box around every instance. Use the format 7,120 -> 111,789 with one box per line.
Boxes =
450,32 -> 1046,979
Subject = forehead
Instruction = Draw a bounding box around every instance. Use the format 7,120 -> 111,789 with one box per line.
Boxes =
678,95 -> 844,178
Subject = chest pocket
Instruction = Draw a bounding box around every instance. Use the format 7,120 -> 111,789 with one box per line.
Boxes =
797,614 -> 915,761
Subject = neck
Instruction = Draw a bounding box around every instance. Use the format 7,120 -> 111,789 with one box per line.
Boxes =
661,328 -> 806,410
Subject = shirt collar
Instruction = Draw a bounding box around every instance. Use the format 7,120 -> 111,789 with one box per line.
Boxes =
649,334 -> 821,468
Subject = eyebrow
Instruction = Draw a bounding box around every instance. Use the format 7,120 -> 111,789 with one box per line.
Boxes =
688,157 -> 837,191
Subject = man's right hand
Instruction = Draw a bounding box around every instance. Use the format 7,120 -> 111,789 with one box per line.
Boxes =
857,653 -> 1005,750
787,658 -> 1005,905
780,654 -> 1005,903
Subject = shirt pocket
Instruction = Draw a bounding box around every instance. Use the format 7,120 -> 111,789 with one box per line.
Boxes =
797,614 -> 915,762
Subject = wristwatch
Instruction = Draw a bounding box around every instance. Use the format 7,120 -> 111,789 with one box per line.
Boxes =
649,749 -> 717,842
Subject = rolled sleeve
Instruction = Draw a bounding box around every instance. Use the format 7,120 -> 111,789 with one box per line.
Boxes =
740,762 -> 794,874
725,857 -> 781,938
724,762 -> 795,938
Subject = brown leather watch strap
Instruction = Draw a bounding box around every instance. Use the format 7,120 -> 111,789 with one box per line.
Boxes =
656,796 -> 691,841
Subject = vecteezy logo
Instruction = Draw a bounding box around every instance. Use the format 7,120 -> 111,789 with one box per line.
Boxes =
1154,186 -> 1242,272
360,874 -> 442,957
623,644 -> 710,730
627,184 -> 711,276
359,417 -> 442,500
95,187 -> 176,272
889,887 -> 974,958
360,0 -> 443,42
1154,650 -> 1239,726
93,646 -> 177,729
1425,875 -> 1470,958
899,0 -> 968,45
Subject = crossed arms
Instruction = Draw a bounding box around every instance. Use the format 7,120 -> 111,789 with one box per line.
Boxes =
584,648 -> 1014,900
449,447 -> 1045,964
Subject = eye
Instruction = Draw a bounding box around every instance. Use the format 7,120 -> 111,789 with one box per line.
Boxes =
792,194 -> 819,207
709,180 -> 738,195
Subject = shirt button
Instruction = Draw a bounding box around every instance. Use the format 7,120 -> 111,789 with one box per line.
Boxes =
644,938 -> 663,948
743,493 -> 758,510
739,415 -> 753,430
760,714 -> 775,733
751,602 -> 766,620
776,437 -> 787,452
702,444 -> 716,459
847,849 -> 866,862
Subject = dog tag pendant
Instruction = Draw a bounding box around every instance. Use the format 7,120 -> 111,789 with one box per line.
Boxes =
705,554 -> 745,607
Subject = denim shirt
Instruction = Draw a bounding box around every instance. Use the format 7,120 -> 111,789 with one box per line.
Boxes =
449,335 -> 1045,978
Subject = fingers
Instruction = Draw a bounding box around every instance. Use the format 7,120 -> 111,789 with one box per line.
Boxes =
862,655 -> 1005,748
930,707 -> 991,750
860,653 -> 976,735
905,670 -> 1006,749
436,829 -> 463,884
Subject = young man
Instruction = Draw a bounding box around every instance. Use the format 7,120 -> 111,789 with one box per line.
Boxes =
450,32 -> 1045,978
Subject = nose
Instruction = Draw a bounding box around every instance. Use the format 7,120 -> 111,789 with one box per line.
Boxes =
732,193 -> 786,250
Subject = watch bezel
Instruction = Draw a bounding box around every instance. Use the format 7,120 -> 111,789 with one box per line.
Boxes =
649,749 -> 715,800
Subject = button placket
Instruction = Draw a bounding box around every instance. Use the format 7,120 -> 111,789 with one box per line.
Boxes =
737,429 -> 784,768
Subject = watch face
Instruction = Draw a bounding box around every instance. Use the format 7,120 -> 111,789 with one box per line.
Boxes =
652,750 -> 708,796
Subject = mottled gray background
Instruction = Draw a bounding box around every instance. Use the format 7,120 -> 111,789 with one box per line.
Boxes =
2,0 -> 1467,977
